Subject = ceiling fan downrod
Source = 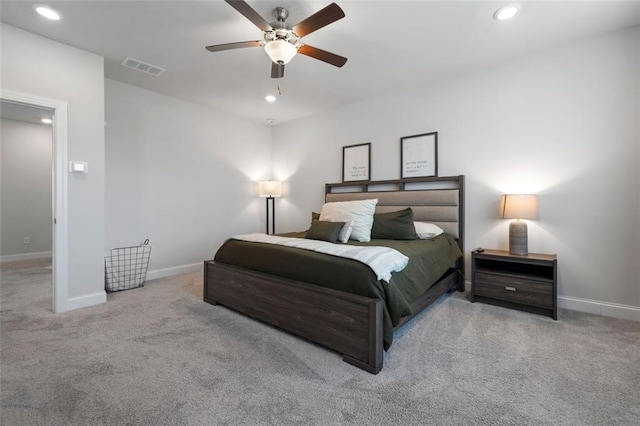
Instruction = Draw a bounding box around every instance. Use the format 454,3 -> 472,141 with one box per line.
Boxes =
273,7 -> 289,23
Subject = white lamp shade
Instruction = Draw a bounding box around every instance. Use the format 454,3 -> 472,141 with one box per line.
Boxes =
500,194 -> 538,220
258,181 -> 282,198
264,40 -> 297,64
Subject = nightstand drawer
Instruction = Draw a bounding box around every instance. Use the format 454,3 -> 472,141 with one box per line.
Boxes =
474,271 -> 553,308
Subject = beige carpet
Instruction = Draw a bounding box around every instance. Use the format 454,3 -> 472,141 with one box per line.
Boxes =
1,260 -> 639,425
0,257 -> 52,271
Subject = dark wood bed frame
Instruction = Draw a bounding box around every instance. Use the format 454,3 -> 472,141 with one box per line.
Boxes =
204,175 -> 465,374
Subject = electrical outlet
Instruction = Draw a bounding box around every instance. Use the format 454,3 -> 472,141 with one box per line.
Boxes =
23,237 -> 30,244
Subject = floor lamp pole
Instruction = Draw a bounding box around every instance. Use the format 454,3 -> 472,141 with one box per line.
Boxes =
265,196 -> 275,235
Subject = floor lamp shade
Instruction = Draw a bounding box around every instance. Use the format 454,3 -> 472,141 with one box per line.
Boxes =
258,181 -> 282,235
258,181 -> 282,198
500,194 -> 538,255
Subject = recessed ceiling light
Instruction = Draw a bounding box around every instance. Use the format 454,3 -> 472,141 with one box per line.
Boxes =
33,4 -> 62,21
41,118 -> 53,124
265,95 -> 277,102
494,4 -> 520,21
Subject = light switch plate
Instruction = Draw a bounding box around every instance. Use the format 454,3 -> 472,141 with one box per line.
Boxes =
69,161 -> 88,173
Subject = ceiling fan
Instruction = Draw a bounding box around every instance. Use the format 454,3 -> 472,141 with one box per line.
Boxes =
206,0 -> 347,78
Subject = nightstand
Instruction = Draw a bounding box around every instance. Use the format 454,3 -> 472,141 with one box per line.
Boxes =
471,249 -> 557,319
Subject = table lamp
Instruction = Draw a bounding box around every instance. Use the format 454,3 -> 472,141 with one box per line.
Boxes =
500,194 -> 538,255
258,180 -> 282,235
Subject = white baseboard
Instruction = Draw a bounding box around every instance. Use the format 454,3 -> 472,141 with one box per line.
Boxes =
146,262 -> 202,281
65,291 -> 107,312
558,296 -> 640,322
0,251 -> 52,263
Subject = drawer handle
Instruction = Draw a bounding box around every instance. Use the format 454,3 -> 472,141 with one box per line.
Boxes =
505,286 -> 517,292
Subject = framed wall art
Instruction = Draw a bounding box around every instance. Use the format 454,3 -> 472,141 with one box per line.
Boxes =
401,132 -> 438,178
342,143 -> 371,182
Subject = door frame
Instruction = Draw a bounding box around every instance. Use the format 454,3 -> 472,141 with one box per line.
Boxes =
1,89 -> 69,313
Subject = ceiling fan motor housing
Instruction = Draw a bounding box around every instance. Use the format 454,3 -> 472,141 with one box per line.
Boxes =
264,28 -> 298,44
265,7 -> 299,46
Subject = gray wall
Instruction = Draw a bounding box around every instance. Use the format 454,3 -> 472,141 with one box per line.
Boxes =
0,119 -> 52,258
1,23 -> 106,304
105,79 -> 272,274
272,26 -> 640,319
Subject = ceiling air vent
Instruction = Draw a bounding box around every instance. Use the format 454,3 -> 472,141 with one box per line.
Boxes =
120,56 -> 165,77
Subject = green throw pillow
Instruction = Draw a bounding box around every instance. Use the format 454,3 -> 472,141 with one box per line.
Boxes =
305,220 -> 346,243
371,207 -> 418,240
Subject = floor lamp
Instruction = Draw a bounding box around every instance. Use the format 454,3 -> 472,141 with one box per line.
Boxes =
258,180 -> 282,235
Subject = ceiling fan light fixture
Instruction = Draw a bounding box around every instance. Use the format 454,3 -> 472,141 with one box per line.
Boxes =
264,40 -> 297,65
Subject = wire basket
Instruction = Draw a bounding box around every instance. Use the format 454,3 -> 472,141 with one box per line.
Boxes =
105,239 -> 151,292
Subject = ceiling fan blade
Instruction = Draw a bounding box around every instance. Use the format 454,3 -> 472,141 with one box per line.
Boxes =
271,62 -> 285,79
292,3 -> 345,38
298,45 -> 347,68
224,0 -> 272,32
205,41 -> 262,52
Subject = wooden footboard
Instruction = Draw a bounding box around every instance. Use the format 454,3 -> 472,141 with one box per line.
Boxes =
204,261 -> 384,373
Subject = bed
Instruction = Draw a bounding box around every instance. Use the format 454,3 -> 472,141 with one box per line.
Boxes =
203,175 -> 465,374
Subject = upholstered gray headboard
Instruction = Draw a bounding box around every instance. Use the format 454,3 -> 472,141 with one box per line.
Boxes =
325,176 -> 464,249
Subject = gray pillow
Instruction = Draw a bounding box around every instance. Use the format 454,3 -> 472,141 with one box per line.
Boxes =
371,208 -> 418,240
311,212 -> 351,243
305,220 -> 346,243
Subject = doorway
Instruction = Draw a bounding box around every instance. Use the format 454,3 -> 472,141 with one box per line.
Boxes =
0,90 -> 69,313
1,101 -> 54,309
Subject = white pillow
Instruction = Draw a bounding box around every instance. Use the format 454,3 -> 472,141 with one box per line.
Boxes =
414,222 -> 444,239
320,199 -> 378,242
337,221 -> 354,243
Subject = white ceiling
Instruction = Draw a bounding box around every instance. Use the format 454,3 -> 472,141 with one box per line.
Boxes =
1,1 -> 639,125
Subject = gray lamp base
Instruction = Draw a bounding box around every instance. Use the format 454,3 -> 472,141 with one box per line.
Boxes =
509,220 -> 528,256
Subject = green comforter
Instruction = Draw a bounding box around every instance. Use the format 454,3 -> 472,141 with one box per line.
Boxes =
214,233 -> 462,349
